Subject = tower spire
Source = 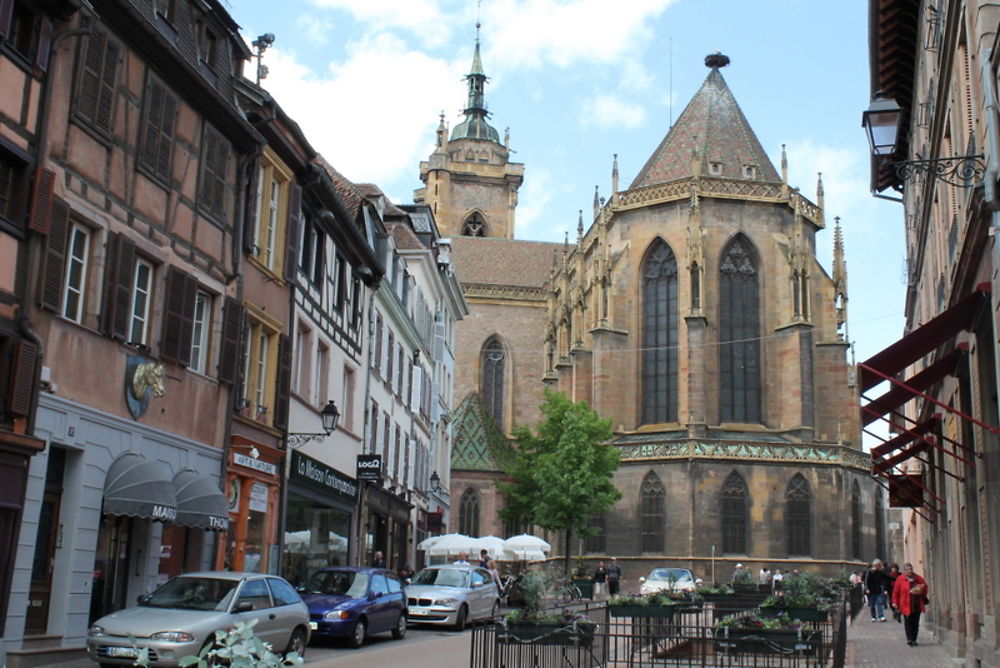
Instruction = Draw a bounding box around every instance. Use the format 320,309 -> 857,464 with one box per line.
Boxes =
450,10 -> 500,143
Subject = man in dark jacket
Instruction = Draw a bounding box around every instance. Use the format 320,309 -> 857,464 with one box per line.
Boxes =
863,559 -> 891,621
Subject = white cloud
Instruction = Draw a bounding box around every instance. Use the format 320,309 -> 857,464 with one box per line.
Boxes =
294,14 -> 336,46
580,93 -> 646,129
515,168 -> 557,238
255,32 -> 467,191
306,0 -> 448,42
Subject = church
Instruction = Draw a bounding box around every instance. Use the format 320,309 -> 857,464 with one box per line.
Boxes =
416,45 -> 878,580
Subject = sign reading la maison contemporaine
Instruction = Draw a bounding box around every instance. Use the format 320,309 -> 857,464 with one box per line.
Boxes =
290,450 -> 358,504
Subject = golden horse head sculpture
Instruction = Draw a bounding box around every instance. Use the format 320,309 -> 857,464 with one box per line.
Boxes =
132,362 -> 166,399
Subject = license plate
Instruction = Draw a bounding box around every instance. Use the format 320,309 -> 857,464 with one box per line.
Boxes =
411,609 -> 427,615
106,647 -> 139,658
309,622 -> 318,630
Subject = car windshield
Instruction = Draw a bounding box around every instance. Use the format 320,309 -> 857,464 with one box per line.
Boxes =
412,568 -> 468,588
302,571 -> 369,598
648,569 -> 693,582
141,577 -> 238,611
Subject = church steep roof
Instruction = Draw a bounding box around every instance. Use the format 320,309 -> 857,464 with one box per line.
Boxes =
450,393 -> 515,472
451,237 -> 561,287
630,55 -> 780,188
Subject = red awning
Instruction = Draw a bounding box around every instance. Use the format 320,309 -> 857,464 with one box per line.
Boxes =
861,347 -> 967,426
869,417 -> 939,460
858,284 -> 988,392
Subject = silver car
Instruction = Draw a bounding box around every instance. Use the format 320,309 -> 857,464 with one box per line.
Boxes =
639,567 -> 698,595
406,564 -> 500,630
87,571 -> 310,667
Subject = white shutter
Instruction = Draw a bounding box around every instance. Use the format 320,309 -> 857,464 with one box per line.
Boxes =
431,382 -> 441,421
411,366 -> 423,410
433,319 -> 445,362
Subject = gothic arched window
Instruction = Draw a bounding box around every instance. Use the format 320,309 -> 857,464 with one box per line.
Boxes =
721,471 -> 748,554
459,488 -> 480,536
461,212 -> 487,237
641,239 -> 678,424
851,481 -> 862,560
640,471 -> 666,553
481,336 -> 505,427
584,513 -> 606,554
719,235 -> 761,422
786,474 -> 811,556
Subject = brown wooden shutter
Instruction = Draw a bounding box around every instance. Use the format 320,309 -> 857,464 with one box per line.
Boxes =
39,198 -> 69,311
243,160 -> 260,253
283,182 -> 301,282
96,38 -> 119,132
77,30 -> 103,126
35,18 -> 53,72
8,339 -> 39,417
273,333 -> 292,430
28,167 -> 55,234
102,232 -> 135,339
141,81 -> 163,173
160,265 -> 196,365
374,314 -> 382,372
156,91 -> 178,180
217,296 -> 243,384
0,0 -> 14,40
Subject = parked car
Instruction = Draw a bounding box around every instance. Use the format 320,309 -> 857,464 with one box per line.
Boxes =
406,564 -> 500,630
297,567 -> 407,648
639,567 -> 698,595
87,571 -> 309,667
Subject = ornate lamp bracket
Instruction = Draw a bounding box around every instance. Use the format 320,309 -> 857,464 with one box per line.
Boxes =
893,154 -> 985,188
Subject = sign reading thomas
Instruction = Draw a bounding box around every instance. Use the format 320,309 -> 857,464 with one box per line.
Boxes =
356,454 -> 382,482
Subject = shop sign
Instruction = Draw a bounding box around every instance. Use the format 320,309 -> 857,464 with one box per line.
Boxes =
228,479 -> 240,512
249,482 -> 269,512
291,450 -> 358,503
356,454 -> 382,482
234,452 -> 277,476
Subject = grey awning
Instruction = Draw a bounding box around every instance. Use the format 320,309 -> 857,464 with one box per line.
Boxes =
173,469 -> 230,531
103,452 -> 177,522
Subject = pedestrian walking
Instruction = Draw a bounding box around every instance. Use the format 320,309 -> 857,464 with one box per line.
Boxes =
863,559 -> 891,621
607,557 -> 622,596
849,571 -> 864,622
479,549 -> 490,568
891,563 -> 929,646
593,560 -> 608,600
772,569 -> 784,591
453,551 -> 470,565
371,550 -> 385,568
759,566 -> 771,585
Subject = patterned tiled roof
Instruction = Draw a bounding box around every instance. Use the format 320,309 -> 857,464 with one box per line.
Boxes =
316,156 -> 364,219
450,394 -> 515,472
451,237 -> 561,287
631,63 -> 780,188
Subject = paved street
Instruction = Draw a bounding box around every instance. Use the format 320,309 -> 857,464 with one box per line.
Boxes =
305,626 -> 469,667
845,616 -> 953,668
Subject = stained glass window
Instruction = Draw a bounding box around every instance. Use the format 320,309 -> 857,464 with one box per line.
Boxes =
851,482 -> 862,560
721,471 -> 748,554
786,474 -> 811,556
481,337 -> 505,427
640,472 -> 665,553
641,240 -> 678,424
459,488 -> 480,537
720,235 -> 761,422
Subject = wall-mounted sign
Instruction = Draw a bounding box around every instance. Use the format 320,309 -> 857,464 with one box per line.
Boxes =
356,454 -> 382,482
249,482 -> 269,512
290,450 -> 357,503
234,453 -> 277,476
124,355 -> 166,419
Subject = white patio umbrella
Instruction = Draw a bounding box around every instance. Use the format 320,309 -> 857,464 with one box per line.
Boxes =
503,534 -> 552,560
423,533 -> 479,557
417,534 -> 444,551
473,535 -> 508,559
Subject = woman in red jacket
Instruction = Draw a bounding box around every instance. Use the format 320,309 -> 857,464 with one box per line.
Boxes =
890,562 -> 929,646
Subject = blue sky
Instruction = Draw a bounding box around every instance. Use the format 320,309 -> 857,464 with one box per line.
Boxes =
233,0 -> 903,442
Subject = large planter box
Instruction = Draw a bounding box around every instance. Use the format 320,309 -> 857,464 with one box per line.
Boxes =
609,604 -> 675,619
498,621 -> 596,647
714,627 -> 820,655
572,579 -> 594,599
759,606 -> 828,622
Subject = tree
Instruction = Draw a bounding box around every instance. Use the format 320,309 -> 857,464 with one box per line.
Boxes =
498,390 -> 622,572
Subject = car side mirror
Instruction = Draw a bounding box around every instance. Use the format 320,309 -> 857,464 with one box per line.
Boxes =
234,601 -> 254,613
369,591 -> 381,600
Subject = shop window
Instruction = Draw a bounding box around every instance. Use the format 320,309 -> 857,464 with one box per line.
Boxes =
281,494 -> 350,587
139,76 -> 178,185
248,148 -> 292,273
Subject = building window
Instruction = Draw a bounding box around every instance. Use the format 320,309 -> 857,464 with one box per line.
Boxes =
189,291 -> 211,373
461,212 -> 487,237
129,258 -> 153,345
641,239 -> 678,424
743,165 -> 756,179
200,124 -> 231,221
458,488 -> 480,536
709,162 -> 722,175
0,156 -> 14,220
851,481 -> 862,560
640,471 -> 665,553
240,311 -> 280,425
481,336 -> 505,427
250,149 -> 291,271
195,20 -> 217,68
154,0 -> 176,22
721,471 -> 748,554
584,514 -> 605,553
720,235 -> 761,422
341,366 -> 355,431
786,474 -> 811,556
74,29 -> 119,136
139,77 -> 178,184
61,223 -> 91,323
874,490 -> 885,560
4,1 -> 52,69
315,342 -> 329,406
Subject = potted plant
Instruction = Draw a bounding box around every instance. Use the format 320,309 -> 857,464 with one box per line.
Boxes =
698,583 -> 735,600
571,555 -> 594,600
714,612 -> 820,655
732,567 -> 758,592
760,572 -> 836,622
608,592 -> 678,618
498,571 -> 595,647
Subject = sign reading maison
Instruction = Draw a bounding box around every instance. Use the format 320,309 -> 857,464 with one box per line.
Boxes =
290,450 -> 357,503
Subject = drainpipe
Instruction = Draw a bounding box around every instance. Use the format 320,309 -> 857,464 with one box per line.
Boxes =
356,285 -> 379,566
981,45 -> 1000,436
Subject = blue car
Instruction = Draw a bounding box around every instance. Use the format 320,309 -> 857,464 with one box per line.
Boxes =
298,567 -> 407,648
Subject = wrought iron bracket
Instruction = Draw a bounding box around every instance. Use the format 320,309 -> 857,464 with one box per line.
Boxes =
893,154 -> 985,187
286,432 -> 327,448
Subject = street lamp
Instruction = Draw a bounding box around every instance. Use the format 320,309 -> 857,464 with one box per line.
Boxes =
429,471 -> 444,494
862,91 -> 985,188
287,400 -> 340,448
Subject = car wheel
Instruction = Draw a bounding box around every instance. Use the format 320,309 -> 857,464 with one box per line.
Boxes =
285,627 -> 307,657
391,612 -> 407,639
349,618 -> 367,649
453,604 -> 468,631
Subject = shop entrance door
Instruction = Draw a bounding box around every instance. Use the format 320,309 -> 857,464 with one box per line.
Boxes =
90,515 -> 132,623
25,448 -> 65,635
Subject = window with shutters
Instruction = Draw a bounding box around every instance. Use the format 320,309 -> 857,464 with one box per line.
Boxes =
61,223 -> 91,323
786,474 -> 811,556
1,1 -> 52,71
73,29 -> 119,137
719,234 -> 761,423
196,125 -> 230,224
128,258 -> 153,345
720,471 -> 748,554
480,336 -> 505,427
189,290 -> 212,373
0,142 -> 32,232
641,239 -> 678,424
458,488 -> 480,536
138,77 -> 177,185
239,307 -> 281,427
248,148 -> 290,272
640,471 -> 665,553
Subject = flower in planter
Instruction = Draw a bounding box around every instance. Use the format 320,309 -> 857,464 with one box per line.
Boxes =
716,612 -> 805,632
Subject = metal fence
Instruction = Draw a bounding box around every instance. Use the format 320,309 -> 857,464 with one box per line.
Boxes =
470,598 -> 847,668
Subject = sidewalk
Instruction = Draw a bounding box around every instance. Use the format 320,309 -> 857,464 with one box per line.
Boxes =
845,616 -> 955,667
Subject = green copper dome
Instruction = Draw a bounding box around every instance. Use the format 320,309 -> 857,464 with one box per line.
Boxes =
450,39 -> 501,144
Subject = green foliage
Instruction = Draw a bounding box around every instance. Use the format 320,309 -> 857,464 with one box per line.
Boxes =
699,583 -> 735,596
134,619 -> 303,668
732,569 -> 756,586
762,572 -> 838,611
505,568 -> 593,625
716,612 -> 804,631
497,390 -> 621,538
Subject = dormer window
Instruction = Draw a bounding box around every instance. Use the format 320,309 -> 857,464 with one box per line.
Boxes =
743,165 -> 757,179
196,20 -> 218,69
154,0 -> 176,23
709,162 -> 722,175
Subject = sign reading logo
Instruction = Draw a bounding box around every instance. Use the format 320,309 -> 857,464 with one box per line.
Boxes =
356,454 -> 382,482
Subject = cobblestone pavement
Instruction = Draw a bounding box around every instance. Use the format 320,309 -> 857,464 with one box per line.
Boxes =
846,615 -> 955,667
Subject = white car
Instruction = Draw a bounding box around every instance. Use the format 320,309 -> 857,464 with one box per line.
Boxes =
639,567 -> 698,595
406,565 -> 500,630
